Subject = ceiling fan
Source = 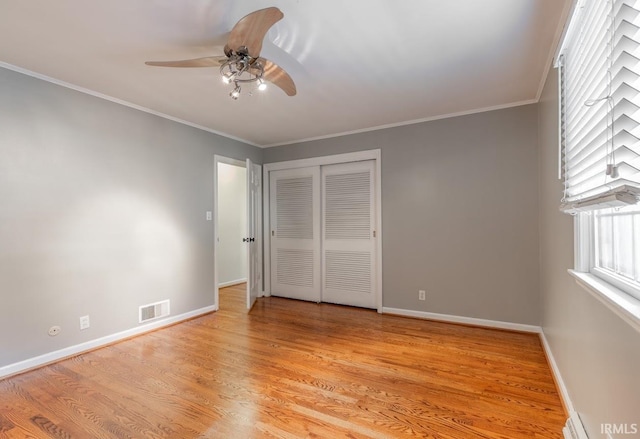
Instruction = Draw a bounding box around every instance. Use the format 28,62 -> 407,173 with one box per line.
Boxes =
145,7 -> 296,99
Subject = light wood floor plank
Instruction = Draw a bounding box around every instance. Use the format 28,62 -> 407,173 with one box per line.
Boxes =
0,284 -> 565,438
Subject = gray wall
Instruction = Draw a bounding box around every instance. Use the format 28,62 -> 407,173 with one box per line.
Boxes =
264,105 -> 540,325
538,66 -> 640,435
0,67 -> 261,367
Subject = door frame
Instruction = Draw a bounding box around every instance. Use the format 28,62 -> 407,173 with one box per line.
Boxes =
262,149 -> 383,313
213,155 -> 249,311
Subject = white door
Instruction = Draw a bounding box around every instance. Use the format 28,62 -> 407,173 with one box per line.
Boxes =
322,161 -> 376,308
246,159 -> 262,310
270,166 -> 321,302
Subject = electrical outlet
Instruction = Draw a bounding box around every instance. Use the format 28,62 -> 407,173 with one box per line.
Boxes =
48,326 -> 61,336
418,290 -> 426,301
79,315 -> 90,330
206,211 -> 212,221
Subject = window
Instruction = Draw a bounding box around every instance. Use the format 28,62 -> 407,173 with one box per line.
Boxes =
558,0 -> 640,304
594,205 -> 640,299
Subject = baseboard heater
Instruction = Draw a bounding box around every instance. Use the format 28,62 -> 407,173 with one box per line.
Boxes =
563,411 -> 589,439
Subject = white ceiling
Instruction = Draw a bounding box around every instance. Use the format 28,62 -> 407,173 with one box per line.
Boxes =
0,0 -> 570,147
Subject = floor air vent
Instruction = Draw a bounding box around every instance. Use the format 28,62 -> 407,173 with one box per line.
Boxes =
139,300 -> 170,323
563,411 -> 589,439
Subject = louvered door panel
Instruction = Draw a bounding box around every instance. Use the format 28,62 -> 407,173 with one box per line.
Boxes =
322,161 -> 376,309
325,250 -> 371,294
276,177 -> 313,239
270,167 -> 321,302
277,249 -> 314,287
325,172 -> 371,240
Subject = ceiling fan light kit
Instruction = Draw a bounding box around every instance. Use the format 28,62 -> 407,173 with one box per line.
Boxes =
145,7 -> 296,99
219,48 -> 268,99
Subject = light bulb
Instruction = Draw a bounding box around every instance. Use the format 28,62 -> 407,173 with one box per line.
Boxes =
230,84 -> 241,100
222,75 -> 231,84
258,80 -> 267,91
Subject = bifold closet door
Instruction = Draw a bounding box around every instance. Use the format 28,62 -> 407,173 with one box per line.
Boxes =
269,166 -> 321,302
322,161 -> 376,309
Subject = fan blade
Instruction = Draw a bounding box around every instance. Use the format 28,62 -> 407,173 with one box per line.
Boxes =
145,56 -> 226,68
224,7 -> 283,58
255,58 -> 296,96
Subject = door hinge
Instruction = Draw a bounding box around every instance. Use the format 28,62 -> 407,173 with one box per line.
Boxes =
272,230 -> 275,237
373,230 -> 376,238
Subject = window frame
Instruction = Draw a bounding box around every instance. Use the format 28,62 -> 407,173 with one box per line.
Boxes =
589,205 -> 640,301
573,212 -> 640,331
592,266 -> 640,300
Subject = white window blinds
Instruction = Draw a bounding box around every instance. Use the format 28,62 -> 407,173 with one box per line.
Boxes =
559,0 -> 640,213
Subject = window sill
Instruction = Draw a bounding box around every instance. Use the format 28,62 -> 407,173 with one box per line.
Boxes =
569,270 -> 640,334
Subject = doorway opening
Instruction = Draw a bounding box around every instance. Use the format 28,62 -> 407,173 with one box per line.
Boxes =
215,158 -> 246,310
213,155 -> 262,312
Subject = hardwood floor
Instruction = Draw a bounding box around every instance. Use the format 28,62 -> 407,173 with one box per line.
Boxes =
0,284 -> 566,438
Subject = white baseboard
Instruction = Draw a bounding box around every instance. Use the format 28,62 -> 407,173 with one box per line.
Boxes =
0,305 -> 216,380
381,307 -> 542,333
218,278 -> 247,288
539,331 -> 574,414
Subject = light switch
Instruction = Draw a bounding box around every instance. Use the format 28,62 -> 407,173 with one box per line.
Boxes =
206,211 -> 212,221
79,315 -> 90,330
